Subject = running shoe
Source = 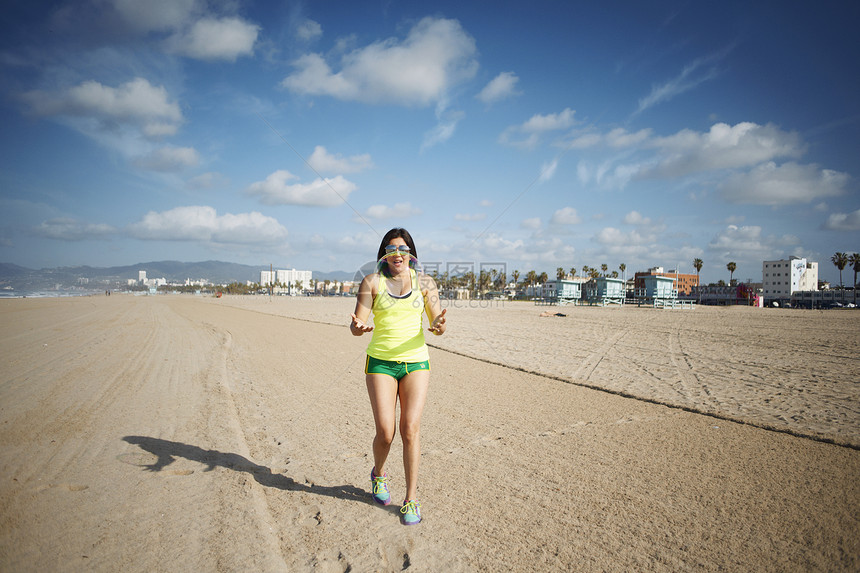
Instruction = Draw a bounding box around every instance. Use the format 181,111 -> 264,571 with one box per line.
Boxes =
370,468 -> 391,505
400,499 -> 421,525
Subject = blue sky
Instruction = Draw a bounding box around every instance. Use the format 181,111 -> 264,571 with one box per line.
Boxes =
1,0 -> 858,284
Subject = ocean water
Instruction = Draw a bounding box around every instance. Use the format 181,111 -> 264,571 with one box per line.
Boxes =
0,290 -> 105,298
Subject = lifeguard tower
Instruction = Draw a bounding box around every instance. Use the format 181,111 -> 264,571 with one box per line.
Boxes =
584,277 -> 625,306
636,275 -> 693,308
536,279 -> 582,306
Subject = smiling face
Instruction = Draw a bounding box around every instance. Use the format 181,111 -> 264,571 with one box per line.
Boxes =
384,236 -> 410,276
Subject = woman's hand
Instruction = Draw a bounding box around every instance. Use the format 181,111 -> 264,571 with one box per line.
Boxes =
427,307 -> 447,335
350,313 -> 374,336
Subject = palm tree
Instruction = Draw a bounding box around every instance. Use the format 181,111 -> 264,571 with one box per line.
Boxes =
727,262 -> 737,285
581,265 -> 588,278
511,270 -> 520,288
832,252 -> 848,304
619,263 -> 626,281
570,267 -> 577,279
464,271 -> 476,296
557,267 -> 565,280
849,253 -> 860,305
601,263 -> 608,276
526,270 -> 537,298
693,258 -> 703,301
479,270 -> 491,296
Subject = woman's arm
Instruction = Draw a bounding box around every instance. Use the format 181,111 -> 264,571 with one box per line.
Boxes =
350,274 -> 376,336
420,274 -> 447,335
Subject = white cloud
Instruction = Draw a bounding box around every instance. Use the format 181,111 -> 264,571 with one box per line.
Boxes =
623,211 -> 651,225
568,133 -> 603,149
168,17 -> 259,61
186,172 -> 228,190
576,161 -> 591,184
823,209 -> 860,231
364,202 -> 422,220
538,158 -> 558,183
500,108 -> 576,149
594,227 -> 657,247
720,162 -> 848,205
127,206 -> 287,244
472,233 -> 526,260
563,127 -> 651,150
281,17 -> 478,106
521,217 -> 542,230
636,46 -> 731,114
647,122 -> 805,179
246,170 -> 357,207
522,238 -> 576,264
522,108 -> 575,132
134,146 -> 199,172
620,211 -> 667,237
110,0 -> 195,33
34,218 -> 117,241
307,146 -> 374,174
476,72 -> 521,104
551,207 -> 581,225
455,213 -> 487,221
296,19 -> 322,42
707,224 -> 799,260
22,77 -> 183,139
421,109 -> 465,151
605,128 -> 652,148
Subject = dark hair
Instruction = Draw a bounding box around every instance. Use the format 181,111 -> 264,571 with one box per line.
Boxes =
376,227 -> 418,264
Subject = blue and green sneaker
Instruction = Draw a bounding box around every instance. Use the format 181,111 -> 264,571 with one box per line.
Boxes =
370,468 -> 391,505
400,499 -> 421,525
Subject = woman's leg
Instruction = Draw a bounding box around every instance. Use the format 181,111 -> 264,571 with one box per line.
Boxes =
397,369 -> 430,501
366,373 -> 398,476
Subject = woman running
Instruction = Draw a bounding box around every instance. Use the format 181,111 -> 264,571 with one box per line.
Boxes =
349,228 -> 447,525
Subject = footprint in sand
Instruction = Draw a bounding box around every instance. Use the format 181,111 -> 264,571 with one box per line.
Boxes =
62,483 -> 89,491
164,469 -> 195,476
39,483 -> 89,492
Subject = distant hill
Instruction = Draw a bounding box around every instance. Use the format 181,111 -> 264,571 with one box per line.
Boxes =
0,261 -> 354,293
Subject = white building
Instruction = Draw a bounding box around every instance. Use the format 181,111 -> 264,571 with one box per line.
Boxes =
261,268 -> 313,293
138,270 -> 147,283
762,256 -> 818,299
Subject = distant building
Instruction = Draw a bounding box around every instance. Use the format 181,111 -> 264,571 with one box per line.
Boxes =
762,257 -> 817,301
633,267 -> 698,296
261,268 -> 312,293
138,270 -> 147,283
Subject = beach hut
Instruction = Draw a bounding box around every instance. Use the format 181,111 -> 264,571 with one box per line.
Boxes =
537,280 -> 582,306
635,275 -> 688,308
584,277 -> 626,306
636,275 -> 693,308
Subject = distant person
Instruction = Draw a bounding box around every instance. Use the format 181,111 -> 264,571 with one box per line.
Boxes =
349,228 -> 447,525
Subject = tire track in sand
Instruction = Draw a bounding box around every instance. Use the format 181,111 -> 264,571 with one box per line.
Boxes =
206,326 -> 290,571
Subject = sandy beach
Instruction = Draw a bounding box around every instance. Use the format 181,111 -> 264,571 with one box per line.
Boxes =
1,294 -> 858,571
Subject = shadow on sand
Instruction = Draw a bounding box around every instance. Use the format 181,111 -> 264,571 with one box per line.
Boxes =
122,435 -> 381,508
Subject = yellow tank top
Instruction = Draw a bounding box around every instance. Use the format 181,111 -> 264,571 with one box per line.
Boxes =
367,270 -> 429,362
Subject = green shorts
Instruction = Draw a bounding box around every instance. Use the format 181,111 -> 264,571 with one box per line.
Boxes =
365,355 -> 430,381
